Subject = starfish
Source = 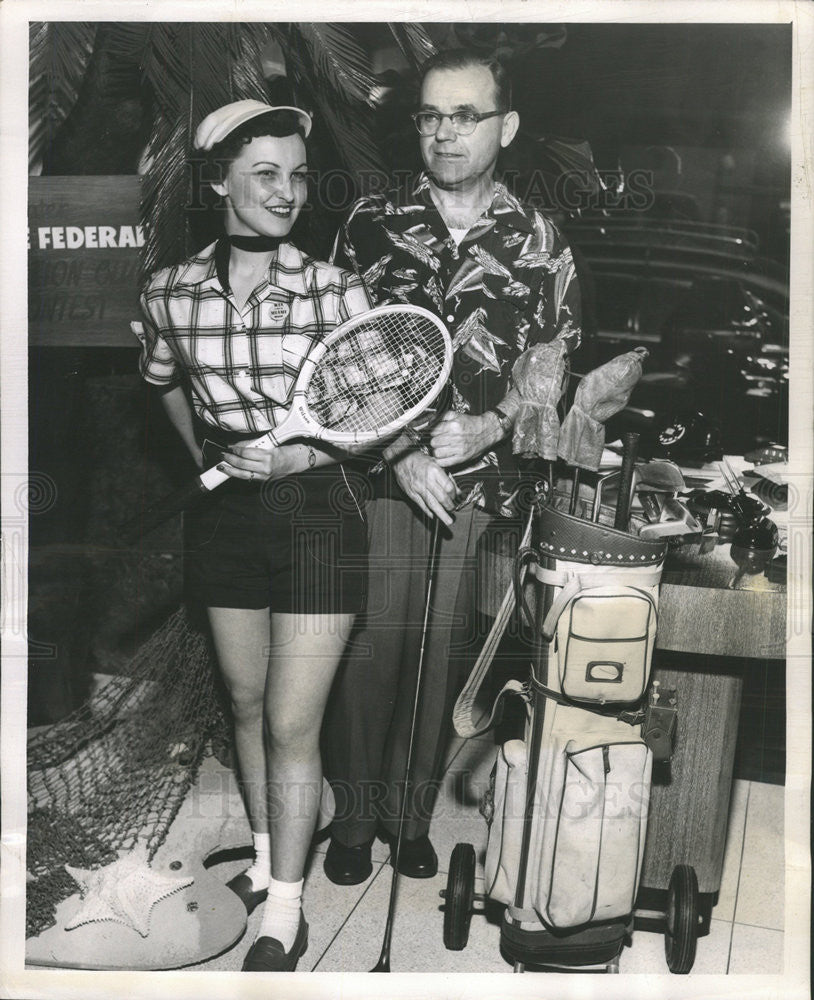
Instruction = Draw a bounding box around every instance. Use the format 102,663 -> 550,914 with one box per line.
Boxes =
64,844 -> 194,938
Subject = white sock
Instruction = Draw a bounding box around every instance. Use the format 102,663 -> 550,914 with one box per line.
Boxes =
243,831 -> 271,892
257,876 -> 303,951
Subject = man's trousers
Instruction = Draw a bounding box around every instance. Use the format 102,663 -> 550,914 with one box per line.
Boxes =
323,497 -> 493,845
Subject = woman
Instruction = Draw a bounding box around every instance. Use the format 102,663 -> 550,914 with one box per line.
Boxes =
138,101 -> 371,972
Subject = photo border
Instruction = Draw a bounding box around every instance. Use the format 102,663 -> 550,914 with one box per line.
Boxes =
2,2 -> 811,998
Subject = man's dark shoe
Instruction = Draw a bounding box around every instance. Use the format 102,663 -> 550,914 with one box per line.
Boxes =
387,833 -> 438,879
226,872 -> 268,915
241,913 -> 309,972
323,837 -> 373,885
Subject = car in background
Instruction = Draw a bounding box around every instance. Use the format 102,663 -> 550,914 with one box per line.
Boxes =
563,215 -> 789,455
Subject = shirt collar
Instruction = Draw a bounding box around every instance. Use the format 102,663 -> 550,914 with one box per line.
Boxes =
174,244 -> 220,288
407,172 -> 535,236
175,240 -> 312,296
267,242 -> 311,296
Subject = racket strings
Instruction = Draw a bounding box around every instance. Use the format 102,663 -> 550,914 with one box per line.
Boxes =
306,315 -> 449,433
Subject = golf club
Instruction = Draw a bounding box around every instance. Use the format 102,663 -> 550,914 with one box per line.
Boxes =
638,498 -> 703,540
594,458 -> 685,524
568,467 -> 581,516
614,432 -> 640,530
592,470 -> 619,522
371,516 -> 443,973
639,490 -> 665,523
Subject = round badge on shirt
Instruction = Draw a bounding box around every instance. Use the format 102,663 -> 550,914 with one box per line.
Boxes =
267,302 -> 290,324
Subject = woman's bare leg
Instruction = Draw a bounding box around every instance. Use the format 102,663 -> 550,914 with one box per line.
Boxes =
264,612 -> 355,881
206,606 -> 271,833
207,606 -> 354,954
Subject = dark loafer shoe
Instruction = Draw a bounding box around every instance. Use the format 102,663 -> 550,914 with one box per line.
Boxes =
226,872 -> 268,915
388,833 -> 438,879
323,837 -> 373,885
242,913 -> 309,972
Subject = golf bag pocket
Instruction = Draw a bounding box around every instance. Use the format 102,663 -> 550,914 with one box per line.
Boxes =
530,730 -> 653,928
555,586 -> 657,704
483,739 -> 527,905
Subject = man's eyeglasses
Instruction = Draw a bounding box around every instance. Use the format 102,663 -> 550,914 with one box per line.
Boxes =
411,110 -> 505,137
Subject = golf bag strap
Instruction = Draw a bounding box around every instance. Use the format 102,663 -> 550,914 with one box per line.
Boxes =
507,905 -> 539,923
527,670 -> 646,725
452,512 -> 534,739
455,678 -> 528,740
534,566 -> 662,640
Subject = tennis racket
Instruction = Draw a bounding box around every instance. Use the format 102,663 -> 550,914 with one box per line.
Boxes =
126,304 -> 453,540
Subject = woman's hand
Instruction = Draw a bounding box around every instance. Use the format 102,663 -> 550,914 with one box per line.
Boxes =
217,442 -> 298,482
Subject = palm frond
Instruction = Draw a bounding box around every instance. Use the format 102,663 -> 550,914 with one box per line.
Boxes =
101,23 -> 151,104
182,23 -> 253,127
140,113 -> 192,280
226,23 -> 274,101
311,97 -> 385,177
105,23 -> 186,120
29,22 -> 98,170
387,23 -> 436,71
284,28 -> 384,178
295,23 -> 378,105
106,24 -> 219,125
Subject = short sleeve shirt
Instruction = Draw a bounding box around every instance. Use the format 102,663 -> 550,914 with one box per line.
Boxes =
331,173 -> 582,504
139,240 -> 373,434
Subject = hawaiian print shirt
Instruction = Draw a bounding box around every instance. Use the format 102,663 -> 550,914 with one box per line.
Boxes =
331,172 -> 582,509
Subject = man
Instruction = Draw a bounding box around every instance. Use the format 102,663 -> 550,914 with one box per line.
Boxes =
322,48 -> 582,884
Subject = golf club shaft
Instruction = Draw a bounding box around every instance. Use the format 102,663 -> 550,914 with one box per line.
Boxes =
592,470 -> 619,522
614,432 -> 640,530
569,467 -> 581,516
371,517 -> 443,973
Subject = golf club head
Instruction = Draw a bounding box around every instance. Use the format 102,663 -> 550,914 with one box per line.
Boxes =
638,490 -> 665,523
639,498 -> 702,540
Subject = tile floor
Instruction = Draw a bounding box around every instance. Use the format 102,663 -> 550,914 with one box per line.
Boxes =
177,728 -> 786,977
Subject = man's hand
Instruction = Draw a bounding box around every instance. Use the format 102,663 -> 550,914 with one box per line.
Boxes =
429,412 -> 503,468
391,450 -> 458,525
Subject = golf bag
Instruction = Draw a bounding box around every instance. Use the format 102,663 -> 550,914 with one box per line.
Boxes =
456,498 -> 668,965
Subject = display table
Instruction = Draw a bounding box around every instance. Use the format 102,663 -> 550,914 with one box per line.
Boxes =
641,541 -> 784,911
657,541 -> 785,659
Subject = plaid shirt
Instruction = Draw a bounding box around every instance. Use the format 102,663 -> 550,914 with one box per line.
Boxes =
139,240 -> 372,433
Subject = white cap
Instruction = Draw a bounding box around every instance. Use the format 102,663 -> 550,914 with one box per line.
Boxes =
194,100 -> 313,151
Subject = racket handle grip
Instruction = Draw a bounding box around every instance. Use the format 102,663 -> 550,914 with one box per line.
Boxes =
614,432 -> 640,531
122,467 -> 227,542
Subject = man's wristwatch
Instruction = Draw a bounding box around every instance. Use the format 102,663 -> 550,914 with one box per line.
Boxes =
491,405 -> 513,438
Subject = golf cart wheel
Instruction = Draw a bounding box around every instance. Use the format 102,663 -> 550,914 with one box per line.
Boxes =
443,843 -> 476,951
664,864 -> 699,974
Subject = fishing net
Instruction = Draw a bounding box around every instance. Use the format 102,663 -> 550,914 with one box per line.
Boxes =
26,604 -> 230,939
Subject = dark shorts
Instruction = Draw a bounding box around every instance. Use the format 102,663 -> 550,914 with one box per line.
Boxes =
184,465 -> 368,613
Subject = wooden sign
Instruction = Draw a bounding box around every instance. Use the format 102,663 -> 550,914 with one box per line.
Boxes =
28,176 -> 143,347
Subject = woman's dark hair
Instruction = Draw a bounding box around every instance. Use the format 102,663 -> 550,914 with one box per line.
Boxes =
203,108 -> 308,183
418,49 -> 512,112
